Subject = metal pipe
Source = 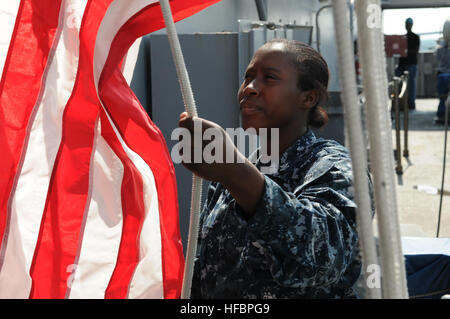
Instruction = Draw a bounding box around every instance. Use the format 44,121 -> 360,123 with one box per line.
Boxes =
394,77 -> 402,175
331,0 -> 381,299
255,0 -> 267,21
402,72 -> 409,158
355,0 -> 409,299
315,4 -> 332,52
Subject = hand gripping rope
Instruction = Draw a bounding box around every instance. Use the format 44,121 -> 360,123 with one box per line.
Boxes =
159,0 -> 409,299
158,0 -> 203,299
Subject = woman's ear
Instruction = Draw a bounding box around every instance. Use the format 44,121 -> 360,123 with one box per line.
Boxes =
298,90 -> 320,110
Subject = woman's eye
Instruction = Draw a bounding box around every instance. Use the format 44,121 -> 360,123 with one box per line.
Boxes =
265,74 -> 277,80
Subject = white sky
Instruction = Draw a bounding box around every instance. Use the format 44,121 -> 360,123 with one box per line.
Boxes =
383,8 -> 450,35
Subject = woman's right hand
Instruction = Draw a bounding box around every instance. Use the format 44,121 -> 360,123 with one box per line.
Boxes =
177,112 -> 245,184
177,112 -> 265,216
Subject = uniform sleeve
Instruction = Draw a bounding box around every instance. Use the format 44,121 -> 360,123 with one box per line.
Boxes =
237,162 -> 360,289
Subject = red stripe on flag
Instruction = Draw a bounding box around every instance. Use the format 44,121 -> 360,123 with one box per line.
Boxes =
99,0 -> 222,298
2,0 -> 222,298
99,0 -> 223,83
100,109 -> 146,299
0,0 -> 62,253
29,0 -> 114,298
102,69 -> 183,299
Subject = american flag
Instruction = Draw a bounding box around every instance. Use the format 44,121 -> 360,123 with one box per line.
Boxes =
0,0 -> 220,298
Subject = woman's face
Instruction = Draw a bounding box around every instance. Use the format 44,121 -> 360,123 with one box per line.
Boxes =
237,43 -> 307,132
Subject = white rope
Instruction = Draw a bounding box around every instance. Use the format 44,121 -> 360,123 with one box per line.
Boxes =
354,0 -> 408,298
158,0 -> 203,299
331,0 -> 381,299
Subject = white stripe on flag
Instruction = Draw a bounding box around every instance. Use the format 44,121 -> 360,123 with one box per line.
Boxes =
93,0 -> 158,88
0,0 -> 221,299
0,0 -> 21,77
99,107 -> 164,299
121,102 -> 164,299
0,0 -> 86,298
122,37 -> 142,85
67,118 -> 124,299
92,0 -> 164,298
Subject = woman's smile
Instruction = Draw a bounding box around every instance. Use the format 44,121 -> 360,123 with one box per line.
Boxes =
239,99 -> 264,116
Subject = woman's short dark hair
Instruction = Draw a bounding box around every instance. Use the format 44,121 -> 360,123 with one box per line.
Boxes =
265,38 -> 330,128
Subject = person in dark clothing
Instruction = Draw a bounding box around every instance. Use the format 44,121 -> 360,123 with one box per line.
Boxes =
395,18 -> 420,110
177,39 -> 373,298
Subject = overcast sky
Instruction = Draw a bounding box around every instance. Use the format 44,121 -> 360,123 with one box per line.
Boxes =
383,8 -> 450,35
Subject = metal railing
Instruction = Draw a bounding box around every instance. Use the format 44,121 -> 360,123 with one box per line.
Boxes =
389,71 -> 409,175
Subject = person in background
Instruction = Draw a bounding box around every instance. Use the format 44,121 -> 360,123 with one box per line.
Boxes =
434,19 -> 450,125
395,17 -> 420,110
178,39 -> 373,298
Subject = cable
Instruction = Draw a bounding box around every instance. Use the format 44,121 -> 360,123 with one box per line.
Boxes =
436,94 -> 449,237
436,21 -> 450,236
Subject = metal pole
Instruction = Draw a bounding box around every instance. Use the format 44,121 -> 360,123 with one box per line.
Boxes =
403,71 -> 409,158
254,0 -> 267,21
394,77 -> 402,175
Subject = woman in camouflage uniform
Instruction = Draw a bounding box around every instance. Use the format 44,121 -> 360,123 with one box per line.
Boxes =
178,39 -> 366,298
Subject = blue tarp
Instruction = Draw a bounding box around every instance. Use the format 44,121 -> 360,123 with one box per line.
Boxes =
402,237 -> 450,299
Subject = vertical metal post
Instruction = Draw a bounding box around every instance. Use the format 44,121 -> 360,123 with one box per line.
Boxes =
394,77 -> 402,175
254,0 -> 267,21
403,71 -> 409,158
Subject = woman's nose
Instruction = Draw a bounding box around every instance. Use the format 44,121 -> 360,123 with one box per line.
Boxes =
243,79 -> 259,96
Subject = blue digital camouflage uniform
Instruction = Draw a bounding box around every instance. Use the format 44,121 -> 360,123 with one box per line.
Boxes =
190,130 -> 369,299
